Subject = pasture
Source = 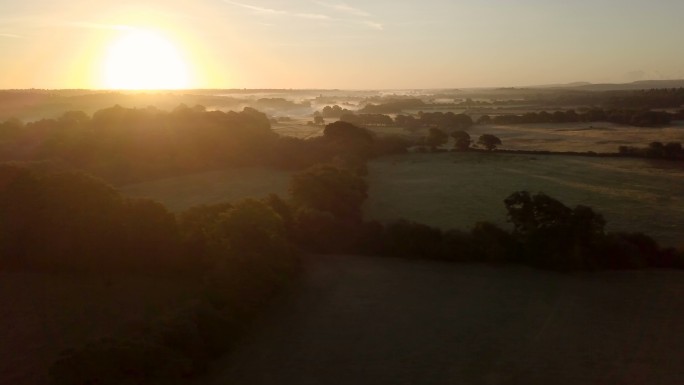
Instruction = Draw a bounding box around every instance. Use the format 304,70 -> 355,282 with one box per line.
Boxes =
469,122 -> 684,153
120,167 -> 292,212
201,254 -> 684,385
365,152 -> 684,247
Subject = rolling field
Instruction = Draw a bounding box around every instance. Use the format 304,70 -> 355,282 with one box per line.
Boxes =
273,118 -> 684,154
200,255 -> 684,385
365,152 -> 684,247
469,122 -> 684,153
120,167 -> 292,212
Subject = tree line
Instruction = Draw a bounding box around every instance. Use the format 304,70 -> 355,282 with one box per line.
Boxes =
479,108 -> 676,127
6,160 -> 678,278
280,164 -> 683,271
0,105 -> 412,184
547,88 -> 684,110
618,141 -> 684,160
317,108 -> 677,132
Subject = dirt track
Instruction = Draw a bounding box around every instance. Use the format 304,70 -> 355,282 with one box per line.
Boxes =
201,255 -> 684,385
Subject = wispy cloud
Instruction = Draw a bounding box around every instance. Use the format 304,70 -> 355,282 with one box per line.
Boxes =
222,0 -> 383,30
64,22 -> 135,31
313,1 -> 383,30
224,1 -> 285,15
314,1 -> 370,17
223,1 -> 330,20
362,21 -> 383,31
0,32 -> 23,38
296,13 -> 331,20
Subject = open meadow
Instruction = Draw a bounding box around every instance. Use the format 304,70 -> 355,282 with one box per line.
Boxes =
365,152 -> 684,247
468,122 -> 684,153
201,254 -> 684,385
120,167 -> 292,212
117,151 -> 684,247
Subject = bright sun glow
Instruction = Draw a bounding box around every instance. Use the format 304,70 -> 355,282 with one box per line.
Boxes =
103,29 -> 190,90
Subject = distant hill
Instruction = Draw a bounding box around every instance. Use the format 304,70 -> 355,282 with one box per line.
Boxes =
534,79 -> 684,91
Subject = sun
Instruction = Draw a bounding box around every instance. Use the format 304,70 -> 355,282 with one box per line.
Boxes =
102,29 -> 190,90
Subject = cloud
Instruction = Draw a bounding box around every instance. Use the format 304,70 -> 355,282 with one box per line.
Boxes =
295,13 -> 331,20
222,0 -> 382,30
314,1 -> 370,17
312,1 -> 382,30
0,32 -> 23,38
224,1 -> 285,15
224,1 -> 330,20
362,21 -> 383,30
63,22 -> 135,31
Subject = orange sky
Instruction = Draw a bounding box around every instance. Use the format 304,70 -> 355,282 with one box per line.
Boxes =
1,0 -> 683,89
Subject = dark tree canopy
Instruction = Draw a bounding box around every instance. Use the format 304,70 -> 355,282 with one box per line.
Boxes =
0,165 -> 183,271
289,164 -> 368,220
323,120 -> 374,144
451,130 -> 471,151
477,134 -> 502,151
504,191 -> 607,269
320,104 -> 353,118
426,127 -> 448,148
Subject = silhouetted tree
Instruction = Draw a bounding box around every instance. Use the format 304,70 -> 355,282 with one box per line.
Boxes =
504,191 -> 606,269
289,164 -> 368,220
323,120 -> 374,144
426,127 -> 448,149
451,130 -> 471,151
477,134 -> 502,151
476,115 -> 491,125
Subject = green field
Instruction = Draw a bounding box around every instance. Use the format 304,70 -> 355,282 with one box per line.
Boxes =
120,167 -> 292,212
202,255 -> 684,385
365,152 -> 684,247
469,122 -> 684,153
118,153 -> 684,247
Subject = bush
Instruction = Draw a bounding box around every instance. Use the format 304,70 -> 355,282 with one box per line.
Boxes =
470,222 -> 517,264
50,337 -> 194,385
0,166 -> 188,273
382,220 -> 445,259
289,164 -> 368,221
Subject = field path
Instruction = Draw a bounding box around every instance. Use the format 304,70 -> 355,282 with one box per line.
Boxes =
201,255 -> 684,385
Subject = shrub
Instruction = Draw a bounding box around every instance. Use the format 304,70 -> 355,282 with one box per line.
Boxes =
289,164 -> 368,221
382,220 -> 444,259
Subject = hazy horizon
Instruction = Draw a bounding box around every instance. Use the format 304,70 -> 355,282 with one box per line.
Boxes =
2,0 -> 684,90
4,78 -> 684,93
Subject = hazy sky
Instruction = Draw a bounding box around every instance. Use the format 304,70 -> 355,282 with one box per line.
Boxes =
1,0 -> 683,89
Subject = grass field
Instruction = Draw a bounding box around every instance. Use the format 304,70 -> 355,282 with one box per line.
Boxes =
469,122 -> 684,153
118,153 -> 684,247
120,167 -> 292,212
273,117 -> 684,154
365,152 -> 684,247
201,255 -> 684,385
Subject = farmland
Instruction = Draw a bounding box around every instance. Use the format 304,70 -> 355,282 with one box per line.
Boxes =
201,254 -> 684,385
121,167 -> 292,212
365,152 -> 684,247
